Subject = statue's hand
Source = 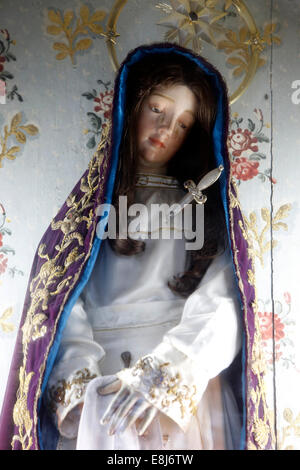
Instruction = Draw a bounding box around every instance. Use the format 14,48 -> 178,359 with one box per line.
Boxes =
97,378 -> 157,436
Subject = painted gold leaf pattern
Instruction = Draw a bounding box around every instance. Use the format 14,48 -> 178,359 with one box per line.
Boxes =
75,38 -> 93,51
284,408 -> 294,423
0,113 -> 39,167
11,112 -> 22,130
156,0 -> 232,53
48,10 -> 61,24
242,204 -> 291,267
224,0 -> 234,9
19,125 -> 38,135
156,1 -> 281,79
15,130 -> 26,144
0,306 -> 15,333
46,5 -> 107,64
47,25 -> 62,36
217,22 -> 281,77
278,408 -> 300,450
12,124 -> 111,449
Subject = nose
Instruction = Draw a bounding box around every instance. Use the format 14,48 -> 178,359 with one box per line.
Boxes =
157,114 -> 175,137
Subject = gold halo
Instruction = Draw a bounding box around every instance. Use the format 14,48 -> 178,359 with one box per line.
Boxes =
104,0 -> 260,105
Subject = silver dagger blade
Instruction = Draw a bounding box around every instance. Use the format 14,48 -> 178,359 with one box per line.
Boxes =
168,165 -> 224,218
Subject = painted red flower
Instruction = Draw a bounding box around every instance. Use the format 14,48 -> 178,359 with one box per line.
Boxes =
258,311 -> 285,342
0,56 -> 6,73
94,89 -> 113,119
274,343 -> 283,362
261,341 -> 283,364
254,108 -> 263,122
231,157 -> 259,181
284,292 -> 291,305
229,128 -> 258,157
0,253 -> 8,274
0,79 -> 5,97
265,344 -> 282,364
0,233 -> 3,248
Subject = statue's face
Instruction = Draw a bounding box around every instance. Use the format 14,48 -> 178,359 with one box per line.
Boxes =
136,84 -> 197,172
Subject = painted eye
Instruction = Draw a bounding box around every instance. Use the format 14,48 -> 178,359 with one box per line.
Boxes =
150,106 -> 161,113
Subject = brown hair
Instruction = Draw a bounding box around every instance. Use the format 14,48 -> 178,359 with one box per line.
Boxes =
109,53 -> 227,297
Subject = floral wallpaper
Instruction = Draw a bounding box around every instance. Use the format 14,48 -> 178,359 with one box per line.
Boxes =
229,108 -> 274,184
82,79 -> 113,148
0,0 -> 299,450
46,5 -> 107,65
0,28 -> 23,103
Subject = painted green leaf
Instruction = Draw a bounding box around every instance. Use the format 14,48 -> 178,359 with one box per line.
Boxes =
88,112 -> 102,130
87,135 -> 96,149
82,92 -> 96,100
248,118 -> 255,132
0,245 -> 15,255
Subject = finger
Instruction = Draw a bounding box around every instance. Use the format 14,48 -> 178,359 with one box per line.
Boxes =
97,379 -> 122,395
136,406 -> 158,436
100,387 -> 130,425
134,407 -> 151,429
100,390 -> 128,425
108,393 -> 139,435
117,399 -> 150,434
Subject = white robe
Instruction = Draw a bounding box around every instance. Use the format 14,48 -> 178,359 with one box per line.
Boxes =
45,173 -> 242,450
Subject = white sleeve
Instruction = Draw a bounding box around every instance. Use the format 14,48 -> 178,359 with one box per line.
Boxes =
117,249 -> 242,432
46,296 -> 105,439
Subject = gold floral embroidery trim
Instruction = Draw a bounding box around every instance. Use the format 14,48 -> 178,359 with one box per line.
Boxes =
228,173 -> 275,449
241,205 -> 291,268
132,356 -> 197,420
11,366 -> 35,450
11,123 -> 111,449
48,368 -> 97,413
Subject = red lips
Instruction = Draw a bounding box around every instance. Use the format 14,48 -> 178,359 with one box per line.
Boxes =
149,137 -> 166,148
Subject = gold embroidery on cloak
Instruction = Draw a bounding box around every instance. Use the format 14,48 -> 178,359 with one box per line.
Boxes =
228,175 -> 275,449
11,124 -> 111,449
